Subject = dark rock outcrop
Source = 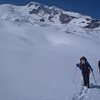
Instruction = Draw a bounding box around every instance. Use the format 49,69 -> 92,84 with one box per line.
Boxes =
59,13 -> 76,24
84,19 -> 100,29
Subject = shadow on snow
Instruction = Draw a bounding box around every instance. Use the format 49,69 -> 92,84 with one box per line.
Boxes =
91,84 -> 100,89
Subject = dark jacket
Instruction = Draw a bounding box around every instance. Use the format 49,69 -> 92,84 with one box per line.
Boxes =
77,62 -> 93,75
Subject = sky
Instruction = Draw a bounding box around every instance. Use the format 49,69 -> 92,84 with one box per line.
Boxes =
0,0 -> 100,19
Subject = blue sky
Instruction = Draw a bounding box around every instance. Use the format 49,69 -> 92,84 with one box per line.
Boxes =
0,0 -> 100,19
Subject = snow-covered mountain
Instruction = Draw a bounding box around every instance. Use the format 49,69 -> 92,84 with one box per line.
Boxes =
0,2 -> 100,39
0,2 -> 100,100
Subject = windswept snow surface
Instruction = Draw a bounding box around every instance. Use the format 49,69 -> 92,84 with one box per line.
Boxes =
0,20 -> 100,100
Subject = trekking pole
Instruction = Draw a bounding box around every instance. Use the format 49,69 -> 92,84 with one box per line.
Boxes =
73,67 -> 77,82
92,72 -> 97,85
73,66 -> 79,93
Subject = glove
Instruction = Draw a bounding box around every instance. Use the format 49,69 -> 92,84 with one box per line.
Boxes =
91,69 -> 93,72
76,63 -> 79,67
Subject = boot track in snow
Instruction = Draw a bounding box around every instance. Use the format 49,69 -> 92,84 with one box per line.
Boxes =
72,86 -> 90,100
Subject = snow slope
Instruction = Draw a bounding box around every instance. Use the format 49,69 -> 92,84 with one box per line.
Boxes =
0,19 -> 100,100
